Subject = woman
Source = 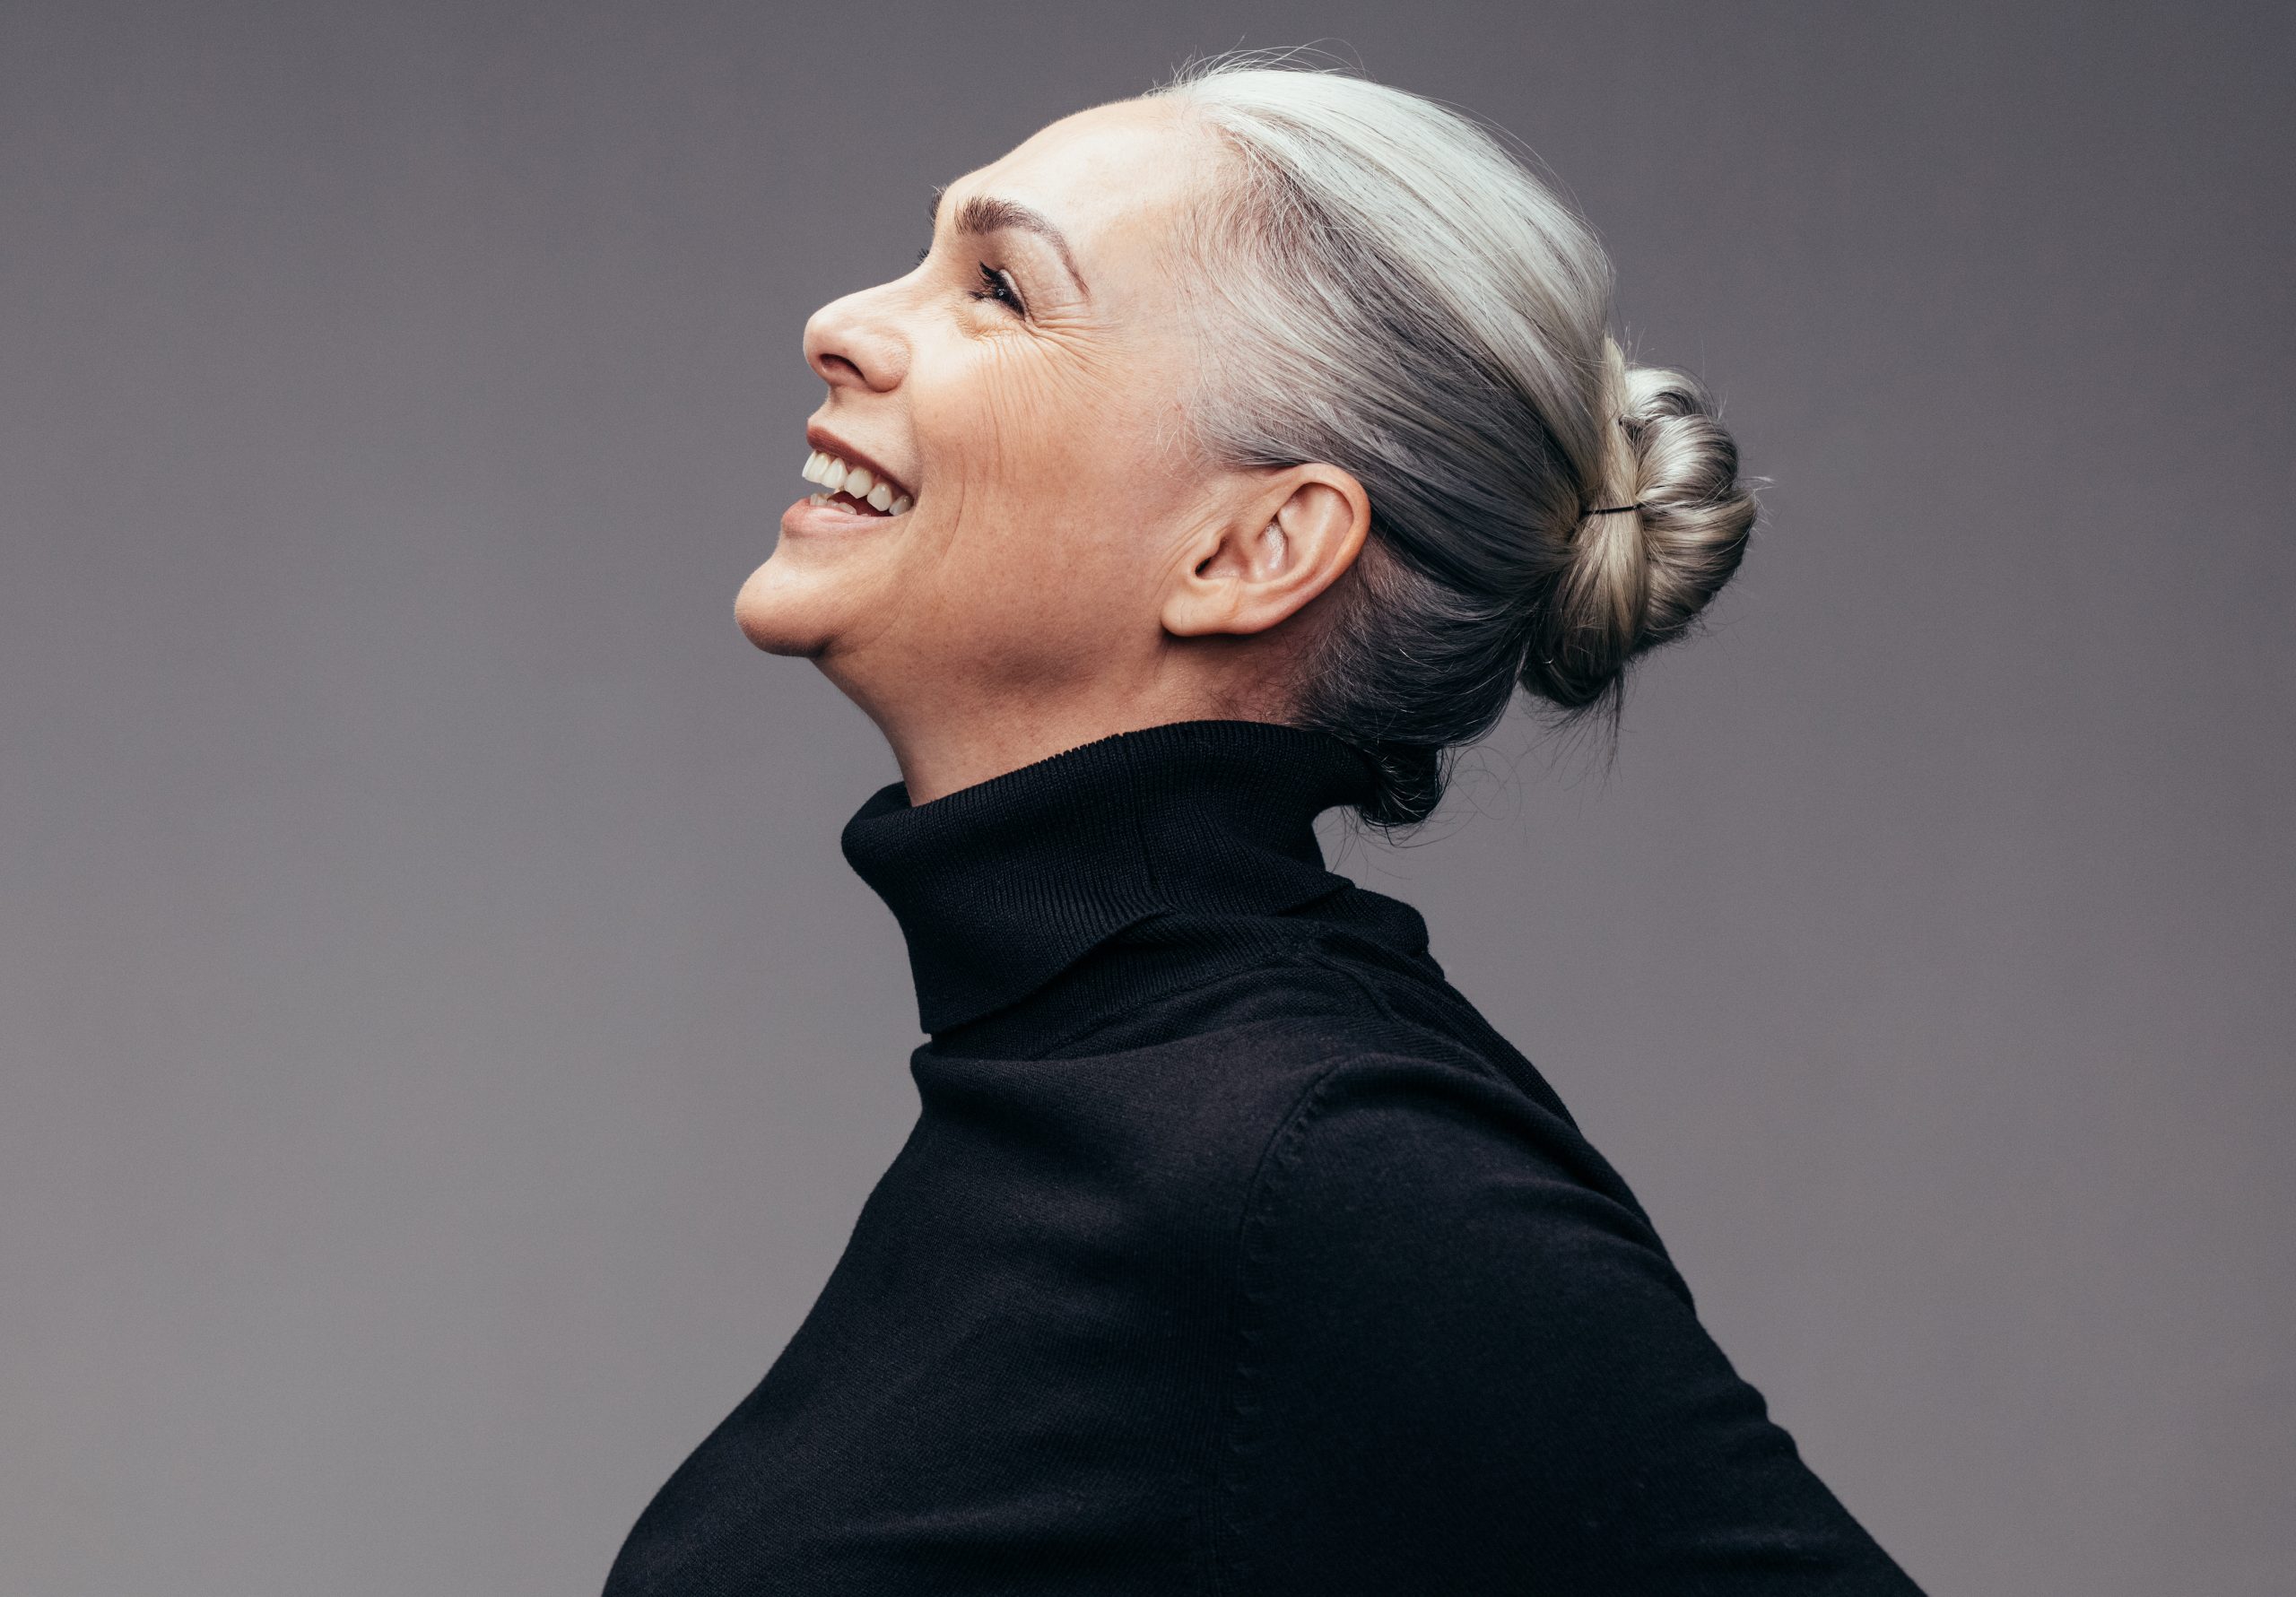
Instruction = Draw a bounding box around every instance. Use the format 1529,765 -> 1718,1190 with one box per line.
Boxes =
605,56 -> 1923,1595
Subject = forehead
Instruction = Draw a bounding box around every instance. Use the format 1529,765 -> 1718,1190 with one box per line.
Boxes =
953,99 -> 1220,257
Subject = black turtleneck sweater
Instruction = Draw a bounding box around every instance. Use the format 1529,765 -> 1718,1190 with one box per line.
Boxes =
603,719 -> 1921,1595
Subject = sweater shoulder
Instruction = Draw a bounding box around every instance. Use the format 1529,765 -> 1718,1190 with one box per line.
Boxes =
1247,1043 -> 1669,1278
1210,1048 -> 1923,1591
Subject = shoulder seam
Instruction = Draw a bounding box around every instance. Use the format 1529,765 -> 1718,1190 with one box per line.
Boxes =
1206,1047 -> 1422,1593
1301,947 -> 1513,1089
1202,1042 -> 1629,1591
1196,1044 -> 1368,1594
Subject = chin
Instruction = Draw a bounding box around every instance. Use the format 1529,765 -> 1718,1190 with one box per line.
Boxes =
733,555 -> 835,657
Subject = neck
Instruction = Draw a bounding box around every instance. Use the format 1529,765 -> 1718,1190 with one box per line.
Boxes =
890,704 -> 1193,807
827,643 -> 1294,806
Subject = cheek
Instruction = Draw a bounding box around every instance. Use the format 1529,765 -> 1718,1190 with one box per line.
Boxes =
924,329 -> 1158,505
900,505 -> 1138,678
892,334 -> 1196,669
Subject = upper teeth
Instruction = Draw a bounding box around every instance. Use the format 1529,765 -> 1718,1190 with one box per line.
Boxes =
802,449 -> 911,516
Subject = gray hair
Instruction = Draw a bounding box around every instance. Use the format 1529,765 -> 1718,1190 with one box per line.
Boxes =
1145,55 -> 1758,827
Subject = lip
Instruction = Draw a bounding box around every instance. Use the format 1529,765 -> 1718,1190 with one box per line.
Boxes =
780,490 -> 908,538
804,424 -> 914,503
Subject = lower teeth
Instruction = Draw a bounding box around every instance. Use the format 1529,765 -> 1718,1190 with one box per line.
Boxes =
810,491 -> 885,515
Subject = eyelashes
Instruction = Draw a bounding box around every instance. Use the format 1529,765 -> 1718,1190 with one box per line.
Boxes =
969,263 -> 1024,315
912,244 -> 1026,317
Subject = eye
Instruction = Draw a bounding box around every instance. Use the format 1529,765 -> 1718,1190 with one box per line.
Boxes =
966,263 -> 1026,316
914,243 -> 931,265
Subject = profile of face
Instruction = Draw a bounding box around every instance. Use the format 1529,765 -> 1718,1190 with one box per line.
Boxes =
734,98 -> 1369,801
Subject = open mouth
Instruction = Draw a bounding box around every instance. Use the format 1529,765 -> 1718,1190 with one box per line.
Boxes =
800,448 -> 912,518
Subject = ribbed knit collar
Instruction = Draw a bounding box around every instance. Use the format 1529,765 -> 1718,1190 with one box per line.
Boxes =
840,719 -> 1380,1036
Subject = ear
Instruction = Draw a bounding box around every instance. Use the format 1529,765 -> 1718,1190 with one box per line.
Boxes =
1161,465 -> 1371,639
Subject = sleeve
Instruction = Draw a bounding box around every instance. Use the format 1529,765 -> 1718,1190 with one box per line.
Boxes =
1211,1054 -> 1925,1596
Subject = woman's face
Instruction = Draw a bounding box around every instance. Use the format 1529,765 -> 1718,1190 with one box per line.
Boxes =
734,98 -> 1242,742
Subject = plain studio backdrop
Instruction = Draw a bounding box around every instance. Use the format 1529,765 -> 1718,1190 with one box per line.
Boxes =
4,2 -> 2291,1592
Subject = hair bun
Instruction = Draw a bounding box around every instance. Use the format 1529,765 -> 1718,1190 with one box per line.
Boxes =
1518,340 -> 1757,711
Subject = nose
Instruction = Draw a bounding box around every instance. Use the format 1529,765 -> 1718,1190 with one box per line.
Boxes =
803,284 -> 909,394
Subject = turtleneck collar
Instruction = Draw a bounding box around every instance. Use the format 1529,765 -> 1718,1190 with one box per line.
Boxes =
839,719 -> 1380,1036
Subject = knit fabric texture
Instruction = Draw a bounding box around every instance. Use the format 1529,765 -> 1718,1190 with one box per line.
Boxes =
602,718 -> 1923,1595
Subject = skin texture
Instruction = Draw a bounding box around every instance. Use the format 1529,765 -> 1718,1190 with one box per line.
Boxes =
734,97 -> 1371,804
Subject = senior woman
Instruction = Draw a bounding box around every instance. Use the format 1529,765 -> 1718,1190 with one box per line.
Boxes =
604,56 -> 1922,1596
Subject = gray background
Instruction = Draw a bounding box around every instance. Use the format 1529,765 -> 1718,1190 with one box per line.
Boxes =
4,1 -> 2290,1592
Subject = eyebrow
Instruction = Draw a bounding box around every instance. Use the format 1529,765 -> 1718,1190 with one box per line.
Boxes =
927,185 -> 1088,293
